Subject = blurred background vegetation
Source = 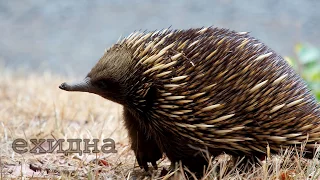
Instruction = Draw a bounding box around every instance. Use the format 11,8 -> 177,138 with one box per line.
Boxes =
286,44 -> 320,101
0,0 -> 319,100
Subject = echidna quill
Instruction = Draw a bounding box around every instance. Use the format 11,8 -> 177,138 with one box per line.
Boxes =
59,27 -> 320,174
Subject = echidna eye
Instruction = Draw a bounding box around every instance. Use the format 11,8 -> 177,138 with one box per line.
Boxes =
95,79 -> 108,89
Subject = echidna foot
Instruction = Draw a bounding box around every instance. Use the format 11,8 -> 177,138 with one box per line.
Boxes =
135,138 -> 162,171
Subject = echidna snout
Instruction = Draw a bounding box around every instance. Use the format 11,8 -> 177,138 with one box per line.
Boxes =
59,77 -> 92,92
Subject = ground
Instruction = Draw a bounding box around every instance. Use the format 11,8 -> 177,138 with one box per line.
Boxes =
1,71 -> 320,179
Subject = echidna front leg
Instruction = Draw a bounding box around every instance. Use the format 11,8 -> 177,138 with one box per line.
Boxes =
123,108 -> 163,171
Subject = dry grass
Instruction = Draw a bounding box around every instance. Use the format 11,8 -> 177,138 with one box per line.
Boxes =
1,70 -> 320,179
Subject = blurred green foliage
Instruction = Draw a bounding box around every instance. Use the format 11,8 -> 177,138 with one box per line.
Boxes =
285,44 -> 320,101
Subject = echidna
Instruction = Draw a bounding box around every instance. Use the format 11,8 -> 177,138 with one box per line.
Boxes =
59,27 -> 320,174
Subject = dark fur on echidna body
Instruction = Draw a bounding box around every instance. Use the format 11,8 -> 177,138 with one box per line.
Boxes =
60,27 -> 320,175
